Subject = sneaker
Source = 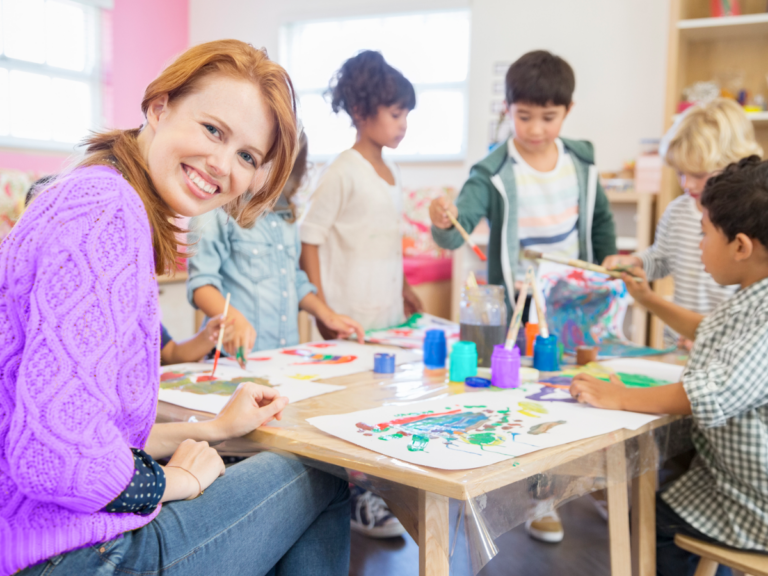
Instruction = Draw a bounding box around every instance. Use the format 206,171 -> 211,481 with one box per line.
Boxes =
525,510 -> 564,543
350,486 -> 406,538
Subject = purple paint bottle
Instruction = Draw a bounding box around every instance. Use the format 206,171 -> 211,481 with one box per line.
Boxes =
491,344 -> 521,388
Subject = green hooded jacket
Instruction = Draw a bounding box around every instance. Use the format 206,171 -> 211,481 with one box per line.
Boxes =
432,137 -> 617,313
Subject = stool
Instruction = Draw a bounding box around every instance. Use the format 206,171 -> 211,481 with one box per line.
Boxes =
675,534 -> 768,576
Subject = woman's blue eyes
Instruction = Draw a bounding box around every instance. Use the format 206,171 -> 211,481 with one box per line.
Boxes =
204,124 -> 256,167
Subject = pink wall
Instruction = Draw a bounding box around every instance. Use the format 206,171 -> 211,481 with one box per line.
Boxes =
0,0 -> 189,174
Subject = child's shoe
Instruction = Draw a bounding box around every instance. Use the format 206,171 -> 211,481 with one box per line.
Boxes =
525,510 -> 564,543
350,485 -> 406,538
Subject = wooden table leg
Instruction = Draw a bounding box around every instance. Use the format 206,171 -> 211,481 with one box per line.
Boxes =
418,490 -> 450,576
607,442 -> 632,576
632,435 -> 658,576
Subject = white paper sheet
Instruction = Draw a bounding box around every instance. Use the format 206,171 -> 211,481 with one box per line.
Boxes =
308,387 -> 660,470
598,359 -> 685,383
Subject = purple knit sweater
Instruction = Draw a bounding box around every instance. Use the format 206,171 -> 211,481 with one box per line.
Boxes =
0,166 -> 162,575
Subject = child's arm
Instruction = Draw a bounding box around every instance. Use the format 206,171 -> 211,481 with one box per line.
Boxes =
299,292 -> 365,343
193,286 -> 256,357
160,315 -> 231,365
590,180 -> 617,265
622,268 -> 704,341
569,374 -> 692,415
429,172 -> 492,250
403,277 -> 424,316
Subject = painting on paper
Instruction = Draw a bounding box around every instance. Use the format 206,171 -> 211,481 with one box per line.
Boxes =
536,262 -> 674,358
158,341 -> 420,414
365,313 -> 460,350
308,389 -> 660,470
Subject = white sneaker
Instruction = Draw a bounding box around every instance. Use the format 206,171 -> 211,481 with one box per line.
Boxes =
350,486 -> 406,539
525,510 -> 564,543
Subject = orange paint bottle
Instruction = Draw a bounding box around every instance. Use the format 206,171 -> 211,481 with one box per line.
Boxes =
525,323 -> 540,356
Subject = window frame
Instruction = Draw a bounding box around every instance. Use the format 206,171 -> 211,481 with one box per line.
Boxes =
279,9 -> 471,163
0,0 -> 102,153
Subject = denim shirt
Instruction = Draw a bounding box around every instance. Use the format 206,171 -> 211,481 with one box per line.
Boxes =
187,206 -> 316,352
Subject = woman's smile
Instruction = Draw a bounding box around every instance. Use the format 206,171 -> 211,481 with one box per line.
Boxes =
182,163 -> 220,199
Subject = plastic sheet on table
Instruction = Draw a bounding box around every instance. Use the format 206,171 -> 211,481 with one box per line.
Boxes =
156,356 -> 694,575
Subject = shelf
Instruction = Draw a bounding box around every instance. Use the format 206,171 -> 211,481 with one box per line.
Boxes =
606,191 -> 655,204
748,111 -> 768,125
678,13 -> 768,41
617,236 -> 639,252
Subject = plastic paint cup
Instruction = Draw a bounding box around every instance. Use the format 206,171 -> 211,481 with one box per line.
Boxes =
423,329 -> 447,369
491,344 -> 521,389
373,353 -> 395,374
449,341 -> 478,383
525,323 -> 540,356
533,334 -> 560,371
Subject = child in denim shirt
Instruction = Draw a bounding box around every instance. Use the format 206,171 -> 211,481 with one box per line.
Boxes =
187,133 -> 364,358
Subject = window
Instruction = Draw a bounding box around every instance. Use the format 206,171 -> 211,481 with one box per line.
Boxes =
280,10 -> 470,161
0,0 -> 101,151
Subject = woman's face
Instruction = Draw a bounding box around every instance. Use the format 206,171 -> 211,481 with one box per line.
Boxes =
142,73 -> 275,218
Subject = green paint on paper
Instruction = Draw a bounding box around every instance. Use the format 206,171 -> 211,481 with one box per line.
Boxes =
407,434 -> 429,452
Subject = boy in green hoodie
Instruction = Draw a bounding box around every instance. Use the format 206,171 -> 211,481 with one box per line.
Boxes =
430,50 -> 617,542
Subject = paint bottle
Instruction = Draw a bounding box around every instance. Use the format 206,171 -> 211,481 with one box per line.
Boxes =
525,323 -> 540,356
533,334 -> 560,371
491,344 -> 521,388
449,341 -> 478,383
374,353 -> 395,374
423,329 -> 447,376
459,285 -> 507,368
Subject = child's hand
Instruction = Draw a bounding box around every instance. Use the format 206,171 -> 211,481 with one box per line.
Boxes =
602,254 -> 642,271
223,308 -> 256,357
621,267 -> 653,305
570,373 -> 627,410
321,313 -> 365,344
429,197 -> 458,230
202,314 -> 234,344
403,283 -> 424,317
677,336 -> 694,352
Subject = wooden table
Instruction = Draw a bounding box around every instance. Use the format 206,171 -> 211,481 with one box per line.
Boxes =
156,354 -> 690,576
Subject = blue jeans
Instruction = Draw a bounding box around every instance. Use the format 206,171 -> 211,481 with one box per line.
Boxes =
656,493 -> 731,576
20,452 -> 350,576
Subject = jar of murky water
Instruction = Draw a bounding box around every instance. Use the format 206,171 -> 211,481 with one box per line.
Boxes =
459,285 -> 507,368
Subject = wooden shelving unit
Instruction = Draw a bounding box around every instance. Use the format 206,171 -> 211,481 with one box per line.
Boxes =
656,0 -> 768,346
450,191 -> 656,346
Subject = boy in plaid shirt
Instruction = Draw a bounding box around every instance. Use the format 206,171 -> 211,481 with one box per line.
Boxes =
571,156 -> 768,576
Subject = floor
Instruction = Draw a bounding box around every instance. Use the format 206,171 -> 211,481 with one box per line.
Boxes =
349,496 -> 610,576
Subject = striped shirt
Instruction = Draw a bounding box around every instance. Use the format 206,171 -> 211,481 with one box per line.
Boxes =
510,138 -> 579,278
637,194 -> 737,343
662,276 -> 768,550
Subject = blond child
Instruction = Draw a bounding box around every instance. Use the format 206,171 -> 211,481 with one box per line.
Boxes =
604,98 -> 763,347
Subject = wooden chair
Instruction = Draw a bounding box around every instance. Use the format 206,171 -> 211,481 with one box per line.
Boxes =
675,534 -> 768,576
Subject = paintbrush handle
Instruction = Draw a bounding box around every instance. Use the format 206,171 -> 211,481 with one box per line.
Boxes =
215,293 -> 231,353
505,278 -> 529,349
445,211 -> 472,244
528,274 -> 550,339
524,250 -> 623,279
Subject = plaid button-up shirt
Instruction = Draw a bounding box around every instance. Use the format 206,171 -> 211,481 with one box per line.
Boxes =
663,276 -> 768,550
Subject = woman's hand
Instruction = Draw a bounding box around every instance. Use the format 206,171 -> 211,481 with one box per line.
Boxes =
403,283 -> 424,317
162,438 -> 225,501
429,197 -> 458,230
570,373 -> 627,410
321,313 -> 365,344
602,254 -> 642,272
212,382 -> 289,440
222,308 -> 256,357
621,267 -> 654,306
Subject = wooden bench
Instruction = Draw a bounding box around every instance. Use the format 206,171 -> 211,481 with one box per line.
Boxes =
675,534 -> 768,576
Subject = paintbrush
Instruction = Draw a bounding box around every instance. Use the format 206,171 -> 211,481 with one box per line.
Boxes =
528,272 -> 550,339
445,210 -> 487,261
466,271 -> 478,288
522,249 -> 635,280
504,269 -> 531,350
210,292 -> 231,378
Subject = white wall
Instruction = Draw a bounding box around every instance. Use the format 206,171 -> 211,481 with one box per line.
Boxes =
190,0 -> 669,187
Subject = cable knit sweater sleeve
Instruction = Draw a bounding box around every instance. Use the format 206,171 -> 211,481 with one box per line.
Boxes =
5,166 -> 159,515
